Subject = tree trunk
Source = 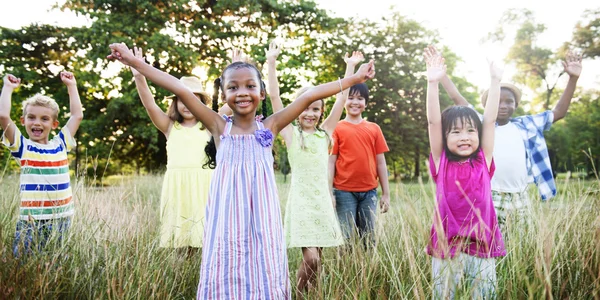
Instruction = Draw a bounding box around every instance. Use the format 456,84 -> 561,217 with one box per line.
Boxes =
414,146 -> 420,178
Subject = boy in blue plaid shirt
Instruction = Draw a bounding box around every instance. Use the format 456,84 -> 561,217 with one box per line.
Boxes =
430,47 -> 582,227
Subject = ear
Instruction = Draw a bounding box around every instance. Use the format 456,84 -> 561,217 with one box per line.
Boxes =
260,88 -> 266,101
20,116 -> 24,125
52,119 -> 59,129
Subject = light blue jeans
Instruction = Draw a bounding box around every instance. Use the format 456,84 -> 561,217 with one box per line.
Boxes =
333,188 -> 378,247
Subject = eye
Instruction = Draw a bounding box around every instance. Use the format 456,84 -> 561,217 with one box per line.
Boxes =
468,128 -> 477,132
227,86 -> 237,90
247,84 -> 256,88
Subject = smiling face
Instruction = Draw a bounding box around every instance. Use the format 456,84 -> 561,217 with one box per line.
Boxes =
345,90 -> 366,118
222,66 -> 265,116
297,100 -> 324,130
445,117 -> 480,159
21,105 -> 59,144
496,88 -> 517,125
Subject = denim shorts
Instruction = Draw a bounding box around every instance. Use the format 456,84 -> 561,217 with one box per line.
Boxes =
333,188 -> 378,246
13,217 -> 71,258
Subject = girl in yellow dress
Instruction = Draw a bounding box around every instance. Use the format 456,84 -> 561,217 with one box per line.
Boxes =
130,47 -> 213,250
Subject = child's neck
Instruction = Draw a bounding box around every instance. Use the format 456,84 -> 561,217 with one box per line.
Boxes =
344,114 -> 363,124
231,113 -> 258,133
300,125 -> 316,133
180,118 -> 198,127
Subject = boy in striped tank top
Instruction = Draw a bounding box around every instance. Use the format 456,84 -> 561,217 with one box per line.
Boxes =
1,72 -> 83,257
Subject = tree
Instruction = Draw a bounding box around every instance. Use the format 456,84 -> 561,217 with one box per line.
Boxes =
571,9 -> 600,59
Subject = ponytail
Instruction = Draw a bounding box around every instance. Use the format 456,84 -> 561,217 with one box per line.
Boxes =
203,77 -> 221,169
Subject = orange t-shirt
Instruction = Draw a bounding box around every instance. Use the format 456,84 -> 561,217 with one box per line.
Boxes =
331,120 -> 389,191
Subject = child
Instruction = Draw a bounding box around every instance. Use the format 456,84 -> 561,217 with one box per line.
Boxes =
329,72 -> 390,249
130,47 -> 213,250
108,42 -> 375,299
266,42 -> 360,297
0,72 -> 83,257
424,49 -> 505,298
428,45 -> 582,225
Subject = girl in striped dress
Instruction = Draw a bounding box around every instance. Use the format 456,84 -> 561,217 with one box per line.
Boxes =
108,42 -> 376,299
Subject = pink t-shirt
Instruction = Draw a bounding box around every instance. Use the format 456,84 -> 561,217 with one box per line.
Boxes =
428,150 -> 506,259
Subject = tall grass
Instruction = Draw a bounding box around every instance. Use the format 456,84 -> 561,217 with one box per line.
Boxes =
1,173 -> 598,299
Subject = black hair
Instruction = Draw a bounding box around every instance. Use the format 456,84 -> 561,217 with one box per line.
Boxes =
202,62 -> 269,169
349,83 -> 370,104
441,106 -> 483,163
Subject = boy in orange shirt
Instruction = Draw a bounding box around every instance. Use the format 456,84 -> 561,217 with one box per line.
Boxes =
329,82 -> 390,247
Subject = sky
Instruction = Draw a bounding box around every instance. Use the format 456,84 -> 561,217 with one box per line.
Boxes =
1,0 -> 599,94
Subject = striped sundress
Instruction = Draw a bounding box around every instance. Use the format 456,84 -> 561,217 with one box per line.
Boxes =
197,115 -> 290,300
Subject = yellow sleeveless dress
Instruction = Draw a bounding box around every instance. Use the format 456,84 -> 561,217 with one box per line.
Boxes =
160,122 -> 213,248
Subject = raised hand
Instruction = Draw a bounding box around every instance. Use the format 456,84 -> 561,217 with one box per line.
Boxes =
344,51 -> 364,67
3,74 -> 21,90
230,48 -> 245,63
423,44 -> 442,62
265,41 -> 280,62
425,52 -> 446,83
131,46 -> 145,76
354,59 -> 376,82
563,50 -> 583,78
488,60 -> 504,82
107,43 -> 137,66
60,71 -> 77,87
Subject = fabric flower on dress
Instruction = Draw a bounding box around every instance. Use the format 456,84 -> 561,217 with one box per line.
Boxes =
254,128 -> 274,147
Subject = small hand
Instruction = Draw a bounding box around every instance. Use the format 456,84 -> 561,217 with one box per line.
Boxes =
344,51 -> 364,66
60,71 -> 77,86
230,48 -> 245,63
425,53 -> 446,83
562,50 -> 582,78
130,46 -> 144,76
107,43 -> 136,66
379,194 -> 390,213
423,45 -> 441,63
3,74 -> 21,89
265,41 -> 281,62
488,60 -> 504,82
355,59 -> 376,82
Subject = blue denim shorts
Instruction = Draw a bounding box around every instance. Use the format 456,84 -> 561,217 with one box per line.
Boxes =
13,217 -> 71,258
333,188 -> 378,245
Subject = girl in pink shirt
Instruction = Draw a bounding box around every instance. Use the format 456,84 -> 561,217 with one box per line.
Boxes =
424,45 -> 506,299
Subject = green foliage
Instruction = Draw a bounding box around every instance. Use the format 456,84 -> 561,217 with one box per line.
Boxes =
571,9 -> 600,58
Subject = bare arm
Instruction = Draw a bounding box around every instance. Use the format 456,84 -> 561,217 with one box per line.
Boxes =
376,153 -> 390,213
108,43 -> 224,136
131,47 -> 172,136
328,154 -> 337,209
481,61 -> 503,170
0,74 -> 20,145
425,45 -> 469,106
424,52 -> 445,170
265,60 -> 376,135
553,51 -> 582,122
321,51 -> 364,136
264,42 -> 292,145
60,72 -> 84,136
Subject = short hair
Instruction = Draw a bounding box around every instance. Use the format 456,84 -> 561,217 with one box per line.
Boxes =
349,83 -> 370,104
22,94 -> 59,120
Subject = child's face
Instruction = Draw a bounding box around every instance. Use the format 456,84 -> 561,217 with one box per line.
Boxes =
345,91 -> 366,117
176,97 -> 196,121
298,100 -> 323,130
497,88 -> 517,124
20,105 -> 59,144
446,118 -> 479,158
222,67 -> 265,116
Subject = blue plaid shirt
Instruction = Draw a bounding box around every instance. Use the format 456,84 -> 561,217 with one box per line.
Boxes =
509,111 -> 555,201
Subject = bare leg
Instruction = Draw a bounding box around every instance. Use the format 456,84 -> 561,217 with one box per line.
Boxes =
296,247 -> 322,299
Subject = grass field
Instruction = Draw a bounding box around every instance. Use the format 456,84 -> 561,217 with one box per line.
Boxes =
0,172 -> 599,299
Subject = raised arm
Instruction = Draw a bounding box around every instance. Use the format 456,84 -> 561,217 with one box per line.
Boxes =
0,74 -> 20,144
553,50 -> 582,122
108,43 -> 223,136
425,52 -> 446,170
321,51 -> 364,136
265,60 -> 376,134
264,41 -> 293,144
481,61 -> 503,169
425,45 -> 469,106
130,47 -> 172,135
60,71 -> 84,136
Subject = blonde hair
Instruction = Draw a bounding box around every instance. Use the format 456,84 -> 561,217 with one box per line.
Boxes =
22,94 -> 59,120
293,86 -> 332,150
